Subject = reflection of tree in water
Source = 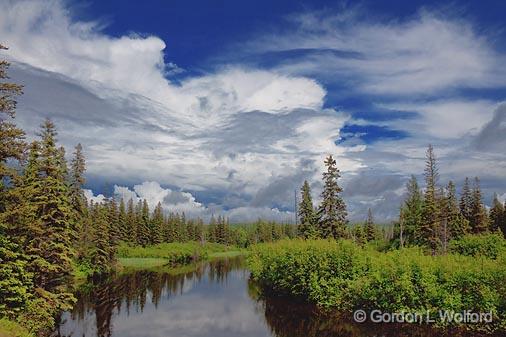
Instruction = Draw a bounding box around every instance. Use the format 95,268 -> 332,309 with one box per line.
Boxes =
55,257 -> 245,337
251,283 -> 496,337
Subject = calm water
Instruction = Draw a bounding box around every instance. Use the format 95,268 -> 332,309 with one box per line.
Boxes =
52,257 -> 494,337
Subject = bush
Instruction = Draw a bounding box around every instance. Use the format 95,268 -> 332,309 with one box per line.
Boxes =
248,239 -> 506,332
449,233 -> 505,259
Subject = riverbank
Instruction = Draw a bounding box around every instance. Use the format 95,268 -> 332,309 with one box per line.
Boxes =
117,241 -> 246,269
248,238 -> 506,333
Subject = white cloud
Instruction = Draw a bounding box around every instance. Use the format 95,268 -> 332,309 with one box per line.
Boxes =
245,8 -> 506,96
83,189 -> 106,204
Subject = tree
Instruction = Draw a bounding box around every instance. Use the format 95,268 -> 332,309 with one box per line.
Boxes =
90,203 -> 111,275
459,177 -> 473,223
117,198 -> 127,242
399,175 -> 423,245
297,180 -> 317,238
444,181 -> 468,240
420,144 -> 440,254
0,44 -> 25,211
151,202 -> 164,245
137,199 -> 151,246
364,208 -> 376,241
470,177 -> 488,233
317,155 -> 348,239
126,198 -> 136,243
489,193 -> 504,233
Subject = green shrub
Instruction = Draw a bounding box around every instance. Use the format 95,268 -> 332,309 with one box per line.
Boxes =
0,318 -> 34,337
449,233 -> 505,259
248,239 -> 506,332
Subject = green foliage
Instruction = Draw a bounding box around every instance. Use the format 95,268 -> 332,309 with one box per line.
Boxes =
449,233 -> 505,259
298,180 -> 317,238
248,239 -> 506,331
0,318 -> 34,337
0,233 -> 32,317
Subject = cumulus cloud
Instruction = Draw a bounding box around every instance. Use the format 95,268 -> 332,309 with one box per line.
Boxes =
83,189 -> 106,204
0,0 -> 358,221
2,1 -> 505,222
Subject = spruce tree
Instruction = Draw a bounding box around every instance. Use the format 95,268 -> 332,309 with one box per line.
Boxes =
420,144 -> 440,254
126,198 -> 136,243
107,198 -> 119,261
298,180 -> 317,238
444,181 -> 468,240
117,198 -> 127,242
151,202 -> 164,245
459,177 -> 473,223
470,177 -> 488,233
90,203 -> 111,275
400,175 -> 423,245
317,155 -> 348,239
489,193 -> 504,232
364,208 -> 376,241
137,199 -> 150,246
0,45 -> 32,316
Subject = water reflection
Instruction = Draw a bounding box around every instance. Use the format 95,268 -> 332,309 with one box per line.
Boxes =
53,257 -> 499,337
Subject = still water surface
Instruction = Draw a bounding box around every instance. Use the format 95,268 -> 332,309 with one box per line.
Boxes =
52,257 -> 492,337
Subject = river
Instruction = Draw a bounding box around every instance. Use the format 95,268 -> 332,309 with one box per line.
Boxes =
51,257 -> 494,337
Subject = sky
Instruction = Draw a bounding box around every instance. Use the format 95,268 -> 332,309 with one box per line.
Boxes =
1,0 -> 505,223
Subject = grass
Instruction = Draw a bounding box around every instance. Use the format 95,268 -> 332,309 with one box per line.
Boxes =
118,257 -> 170,269
0,319 -> 34,337
117,241 -> 246,270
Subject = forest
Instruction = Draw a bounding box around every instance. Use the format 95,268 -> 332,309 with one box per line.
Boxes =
1,41 -> 506,337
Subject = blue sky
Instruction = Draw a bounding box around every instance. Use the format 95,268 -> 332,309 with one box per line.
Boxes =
1,0 -> 505,222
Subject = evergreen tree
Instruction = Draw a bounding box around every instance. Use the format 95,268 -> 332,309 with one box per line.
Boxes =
317,155 -> 348,239
117,198 -> 127,242
459,177 -> 473,223
107,198 -> 119,261
137,199 -> 151,246
444,181 -> 468,240
351,224 -> 366,245
470,177 -> 488,233
399,175 -> 423,245
364,208 -> 376,241
489,193 -> 504,232
0,44 -> 25,211
0,46 -> 32,316
151,202 -> 164,245
126,198 -> 136,243
90,203 -> 111,275
420,144 -> 440,254
297,180 -> 317,238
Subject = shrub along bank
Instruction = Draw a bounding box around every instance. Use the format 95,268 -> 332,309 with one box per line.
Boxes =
248,239 -> 506,332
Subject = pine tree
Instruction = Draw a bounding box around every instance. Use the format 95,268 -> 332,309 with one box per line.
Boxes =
400,175 -> 423,245
364,208 -> 376,241
470,177 -> 488,233
298,180 -> 317,238
317,155 -> 348,239
502,200 -> 506,237
351,224 -> 366,245
489,193 -> 504,232
460,177 -> 473,223
420,144 -> 440,254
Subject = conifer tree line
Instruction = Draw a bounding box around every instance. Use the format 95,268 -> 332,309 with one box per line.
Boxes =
297,150 -> 506,251
398,144 -> 506,254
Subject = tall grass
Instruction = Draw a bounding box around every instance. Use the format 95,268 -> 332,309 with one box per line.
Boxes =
248,239 -> 506,332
